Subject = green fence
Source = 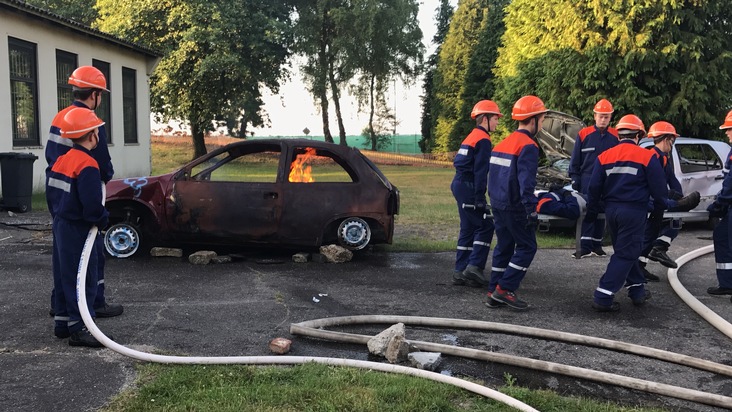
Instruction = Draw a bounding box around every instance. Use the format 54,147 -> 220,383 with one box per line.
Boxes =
248,134 -> 423,154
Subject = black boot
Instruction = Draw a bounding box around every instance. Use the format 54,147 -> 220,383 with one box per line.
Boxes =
69,327 -> 106,348
648,245 -> 678,268
639,261 -> 660,282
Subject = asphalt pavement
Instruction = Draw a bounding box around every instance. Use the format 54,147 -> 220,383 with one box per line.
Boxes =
1,210 -> 731,412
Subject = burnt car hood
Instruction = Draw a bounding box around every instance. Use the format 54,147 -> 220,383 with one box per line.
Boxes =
535,111 -> 585,188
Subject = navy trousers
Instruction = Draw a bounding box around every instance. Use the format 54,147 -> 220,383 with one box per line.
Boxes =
51,231 -> 106,311
641,218 -> 680,257
53,217 -> 98,333
579,175 -> 604,251
489,208 -> 537,292
451,178 -> 494,272
713,209 -> 732,289
593,206 -> 647,306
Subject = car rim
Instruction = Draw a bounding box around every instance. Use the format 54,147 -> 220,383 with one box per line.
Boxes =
338,218 -> 371,250
104,223 -> 140,258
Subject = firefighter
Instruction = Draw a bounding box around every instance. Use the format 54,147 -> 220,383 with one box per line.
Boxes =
639,121 -> 699,281
586,115 -> 682,312
451,100 -> 502,287
568,99 -> 619,257
46,66 -> 122,323
486,95 -> 548,310
706,110 -> 732,299
48,108 -> 110,347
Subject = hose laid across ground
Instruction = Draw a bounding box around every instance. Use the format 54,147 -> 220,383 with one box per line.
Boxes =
666,244 -> 732,340
290,316 -> 732,409
73,219 -> 537,411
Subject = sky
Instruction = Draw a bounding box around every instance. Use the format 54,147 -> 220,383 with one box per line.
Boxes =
247,0 -> 454,137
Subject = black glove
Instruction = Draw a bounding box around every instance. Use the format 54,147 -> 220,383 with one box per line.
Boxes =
571,181 -> 580,191
674,191 -> 701,212
584,212 -> 597,224
707,202 -> 729,218
668,189 -> 683,201
526,212 -> 539,228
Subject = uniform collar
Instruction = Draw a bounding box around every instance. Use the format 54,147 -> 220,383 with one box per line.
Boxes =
618,139 -> 637,146
72,101 -> 90,109
475,125 -> 490,135
516,129 -> 533,138
72,144 -> 93,156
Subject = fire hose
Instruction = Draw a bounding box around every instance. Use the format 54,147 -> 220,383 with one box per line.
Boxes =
73,188 -> 730,410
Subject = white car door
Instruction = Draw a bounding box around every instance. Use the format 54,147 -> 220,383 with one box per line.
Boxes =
671,140 -> 727,209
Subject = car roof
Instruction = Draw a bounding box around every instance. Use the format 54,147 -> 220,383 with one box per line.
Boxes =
640,136 -> 730,147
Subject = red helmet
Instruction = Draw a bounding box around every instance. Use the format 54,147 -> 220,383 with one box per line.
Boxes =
68,66 -> 109,92
61,107 -> 105,139
471,100 -> 503,119
593,99 -> 614,114
720,110 -> 732,130
511,95 -> 548,121
615,114 -> 645,133
647,121 -> 679,138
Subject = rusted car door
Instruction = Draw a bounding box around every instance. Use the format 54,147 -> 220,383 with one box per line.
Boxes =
166,142 -> 285,243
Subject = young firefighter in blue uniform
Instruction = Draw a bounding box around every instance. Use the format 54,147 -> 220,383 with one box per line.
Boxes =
48,108 -> 110,347
639,121 -> 699,282
586,115 -> 676,312
706,110 -> 732,301
486,95 -> 548,310
568,99 -> 619,257
451,100 -> 502,287
46,66 -> 122,320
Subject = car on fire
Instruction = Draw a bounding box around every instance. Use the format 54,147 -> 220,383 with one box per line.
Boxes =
103,139 -> 399,258
536,111 -> 731,224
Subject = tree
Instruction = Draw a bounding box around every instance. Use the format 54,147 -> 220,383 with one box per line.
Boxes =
419,0 -> 454,153
431,0 -> 492,152
494,0 -> 732,139
96,0 -> 293,158
24,0 -> 97,25
346,0 -> 424,151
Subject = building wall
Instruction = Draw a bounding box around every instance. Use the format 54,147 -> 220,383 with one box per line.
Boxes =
0,7 -> 154,192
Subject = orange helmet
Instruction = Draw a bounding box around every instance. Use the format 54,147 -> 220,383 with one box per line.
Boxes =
471,100 -> 503,119
68,66 -> 109,92
720,110 -> 732,130
647,121 -> 679,138
511,95 -> 548,121
593,98 -> 614,114
615,114 -> 645,134
61,107 -> 105,139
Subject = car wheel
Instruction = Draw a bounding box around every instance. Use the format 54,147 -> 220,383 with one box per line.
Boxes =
337,217 -> 371,250
104,222 -> 141,258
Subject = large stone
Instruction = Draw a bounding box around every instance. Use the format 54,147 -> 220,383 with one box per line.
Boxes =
292,252 -> 309,263
150,247 -> 183,258
188,250 -> 217,265
367,323 -> 405,357
408,352 -> 442,371
319,244 -> 353,263
385,335 -> 410,363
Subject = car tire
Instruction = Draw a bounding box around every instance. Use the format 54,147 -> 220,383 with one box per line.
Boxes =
337,217 -> 371,250
104,222 -> 142,258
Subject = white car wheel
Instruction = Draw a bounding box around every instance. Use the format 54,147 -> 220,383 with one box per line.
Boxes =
337,217 -> 371,250
104,222 -> 141,258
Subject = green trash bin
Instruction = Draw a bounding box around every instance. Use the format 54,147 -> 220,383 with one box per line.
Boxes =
0,152 -> 38,213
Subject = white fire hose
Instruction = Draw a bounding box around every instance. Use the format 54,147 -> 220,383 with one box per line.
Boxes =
73,188 -> 729,410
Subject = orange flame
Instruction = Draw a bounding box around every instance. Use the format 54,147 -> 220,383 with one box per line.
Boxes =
289,147 -> 316,183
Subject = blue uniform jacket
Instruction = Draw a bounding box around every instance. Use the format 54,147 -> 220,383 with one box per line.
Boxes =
650,146 -> 682,193
536,191 -> 581,220
568,126 -> 619,191
47,146 -> 109,227
453,126 -> 492,205
587,140 -> 671,215
46,101 -> 114,183
488,129 -> 539,214
717,147 -> 732,205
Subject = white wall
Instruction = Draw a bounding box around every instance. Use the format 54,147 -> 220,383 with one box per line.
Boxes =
0,7 -> 155,192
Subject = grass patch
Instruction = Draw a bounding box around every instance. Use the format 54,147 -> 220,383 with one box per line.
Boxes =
103,363 -> 666,412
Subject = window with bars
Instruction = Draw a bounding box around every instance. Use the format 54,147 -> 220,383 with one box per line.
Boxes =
56,50 -> 77,111
122,67 -> 137,144
93,59 -> 112,143
9,37 -> 39,146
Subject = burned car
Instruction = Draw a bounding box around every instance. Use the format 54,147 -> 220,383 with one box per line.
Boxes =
103,139 -> 399,258
535,111 -> 731,223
